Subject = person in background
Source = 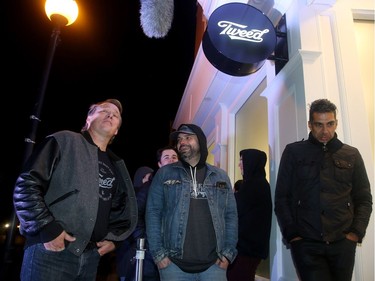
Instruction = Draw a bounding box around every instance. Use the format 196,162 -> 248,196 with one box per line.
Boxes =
233,179 -> 243,193
134,166 -> 154,187
227,149 -> 272,281
146,124 -> 238,281
13,99 -> 138,281
116,166 -> 156,281
156,145 -> 178,168
274,98 -> 372,281
116,147 -> 179,281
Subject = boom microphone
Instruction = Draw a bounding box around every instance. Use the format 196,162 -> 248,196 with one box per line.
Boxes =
140,0 -> 174,38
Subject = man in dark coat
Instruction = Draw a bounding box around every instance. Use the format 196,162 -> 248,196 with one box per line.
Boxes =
274,99 -> 372,281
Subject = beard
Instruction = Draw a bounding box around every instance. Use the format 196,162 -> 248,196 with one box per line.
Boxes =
179,145 -> 197,162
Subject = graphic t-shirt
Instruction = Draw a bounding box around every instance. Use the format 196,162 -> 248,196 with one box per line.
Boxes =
91,149 -> 117,241
171,166 -> 217,273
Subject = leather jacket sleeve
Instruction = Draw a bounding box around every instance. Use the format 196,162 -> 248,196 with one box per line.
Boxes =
13,136 -> 64,242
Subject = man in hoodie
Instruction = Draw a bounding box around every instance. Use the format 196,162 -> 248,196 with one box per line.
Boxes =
227,149 -> 272,281
145,124 -> 238,281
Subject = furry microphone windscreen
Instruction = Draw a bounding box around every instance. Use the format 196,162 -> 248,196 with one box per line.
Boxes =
140,0 -> 174,38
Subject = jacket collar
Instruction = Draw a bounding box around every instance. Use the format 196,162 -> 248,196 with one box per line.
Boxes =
308,132 -> 343,153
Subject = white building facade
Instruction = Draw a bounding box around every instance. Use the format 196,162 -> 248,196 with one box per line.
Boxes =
173,0 -> 374,280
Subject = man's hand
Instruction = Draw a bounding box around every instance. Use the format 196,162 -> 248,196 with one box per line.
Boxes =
290,236 -> 303,243
96,240 -> 116,256
216,257 -> 229,269
44,230 -> 76,251
346,232 -> 359,243
157,257 -> 171,269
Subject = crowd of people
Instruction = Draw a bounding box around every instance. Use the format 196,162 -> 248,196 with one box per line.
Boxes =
11,98 -> 372,281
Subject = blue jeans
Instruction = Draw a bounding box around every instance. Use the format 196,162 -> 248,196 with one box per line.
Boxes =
20,243 -> 101,281
159,261 -> 227,281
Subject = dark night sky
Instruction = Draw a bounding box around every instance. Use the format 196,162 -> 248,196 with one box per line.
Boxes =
1,0 -> 197,222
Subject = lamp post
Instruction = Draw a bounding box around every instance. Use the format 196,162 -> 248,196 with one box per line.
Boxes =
1,0 -> 78,279
24,0 -> 78,158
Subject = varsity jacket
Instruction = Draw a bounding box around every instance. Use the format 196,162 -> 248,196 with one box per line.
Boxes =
13,130 -> 138,256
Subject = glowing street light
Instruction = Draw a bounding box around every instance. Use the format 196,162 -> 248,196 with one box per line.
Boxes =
45,0 -> 79,26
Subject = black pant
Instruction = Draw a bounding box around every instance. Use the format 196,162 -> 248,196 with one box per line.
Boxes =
290,238 -> 356,281
226,254 -> 261,281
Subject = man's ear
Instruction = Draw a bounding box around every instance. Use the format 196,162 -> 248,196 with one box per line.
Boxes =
140,0 -> 174,38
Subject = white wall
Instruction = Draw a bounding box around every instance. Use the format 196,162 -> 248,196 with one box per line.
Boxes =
173,0 -> 374,280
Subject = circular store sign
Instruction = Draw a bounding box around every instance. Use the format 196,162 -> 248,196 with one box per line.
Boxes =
202,3 -> 277,76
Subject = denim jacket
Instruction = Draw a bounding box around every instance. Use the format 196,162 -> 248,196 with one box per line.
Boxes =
145,161 -> 238,264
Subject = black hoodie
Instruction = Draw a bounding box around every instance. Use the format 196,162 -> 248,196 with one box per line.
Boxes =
235,149 -> 272,259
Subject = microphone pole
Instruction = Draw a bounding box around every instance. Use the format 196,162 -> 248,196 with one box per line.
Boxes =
135,238 -> 145,281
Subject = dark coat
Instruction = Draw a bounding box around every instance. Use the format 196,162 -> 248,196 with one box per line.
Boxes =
274,132 -> 372,243
13,131 -> 138,256
235,149 -> 272,259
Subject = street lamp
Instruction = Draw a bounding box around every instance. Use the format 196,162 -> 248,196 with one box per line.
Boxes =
1,0 -> 78,279
24,0 -> 78,158
45,0 -> 78,26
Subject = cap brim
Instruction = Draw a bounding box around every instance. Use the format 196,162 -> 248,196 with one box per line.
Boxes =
170,130 -> 195,140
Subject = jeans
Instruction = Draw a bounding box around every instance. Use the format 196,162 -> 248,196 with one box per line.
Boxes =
159,261 -> 227,281
290,238 -> 357,281
20,243 -> 101,281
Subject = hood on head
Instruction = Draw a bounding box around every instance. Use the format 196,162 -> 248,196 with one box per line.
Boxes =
133,166 -> 154,187
240,149 -> 267,181
170,123 -> 208,167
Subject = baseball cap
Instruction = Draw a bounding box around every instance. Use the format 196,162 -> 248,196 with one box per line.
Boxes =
170,125 -> 196,140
